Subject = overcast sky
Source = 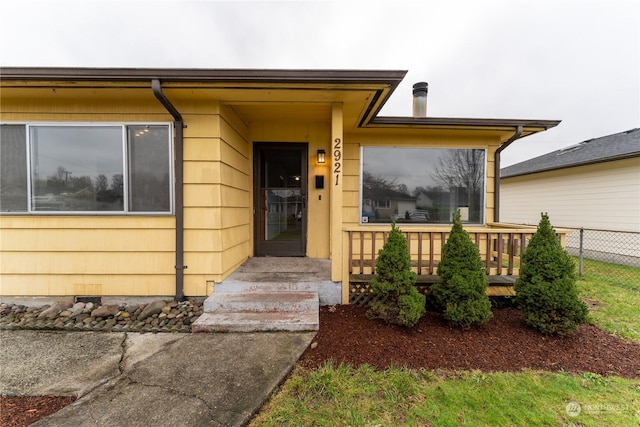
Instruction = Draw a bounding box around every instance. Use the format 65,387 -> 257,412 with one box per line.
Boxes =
1,0 -> 638,166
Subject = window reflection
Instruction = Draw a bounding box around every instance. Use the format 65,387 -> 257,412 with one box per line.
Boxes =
128,125 -> 171,211
2,124 -> 174,214
30,126 -> 124,211
361,147 -> 485,224
0,125 -> 28,211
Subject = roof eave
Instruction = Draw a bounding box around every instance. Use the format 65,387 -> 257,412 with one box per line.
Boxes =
369,116 -> 561,131
502,151 -> 640,178
0,66 -> 408,85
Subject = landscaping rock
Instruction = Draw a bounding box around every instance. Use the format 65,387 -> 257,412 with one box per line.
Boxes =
138,300 -> 167,320
91,305 -> 120,318
0,299 -> 203,333
37,302 -> 72,319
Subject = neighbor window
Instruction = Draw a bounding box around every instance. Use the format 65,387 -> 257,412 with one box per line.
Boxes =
0,123 -> 172,214
360,147 -> 485,224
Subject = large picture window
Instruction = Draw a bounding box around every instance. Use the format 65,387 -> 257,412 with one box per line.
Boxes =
0,123 -> 172,214
361,147 -> 486,224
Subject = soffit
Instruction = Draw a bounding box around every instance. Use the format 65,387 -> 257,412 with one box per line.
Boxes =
163,85 -> 388,127
230,103 -> 332,123
351,121 -> 553,142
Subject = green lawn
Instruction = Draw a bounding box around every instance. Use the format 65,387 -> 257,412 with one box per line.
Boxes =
577,259 -> 640,342
251,261 -> 640,426
252,365 -> 640,426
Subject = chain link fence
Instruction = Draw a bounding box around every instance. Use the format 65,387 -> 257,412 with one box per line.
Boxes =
564,227 -> 640,283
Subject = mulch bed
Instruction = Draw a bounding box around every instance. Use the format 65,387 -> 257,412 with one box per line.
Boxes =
299,305 -> 640,378
0,396 -> 75,427
3,305 -> 639,426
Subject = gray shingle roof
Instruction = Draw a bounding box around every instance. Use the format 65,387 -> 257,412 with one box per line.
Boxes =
501,128 -> 640,178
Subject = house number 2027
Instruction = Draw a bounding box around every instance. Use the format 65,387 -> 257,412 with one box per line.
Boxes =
333,137 -> 342,186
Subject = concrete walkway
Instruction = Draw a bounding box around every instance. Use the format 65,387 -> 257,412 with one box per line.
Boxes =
0,329 -> 315,426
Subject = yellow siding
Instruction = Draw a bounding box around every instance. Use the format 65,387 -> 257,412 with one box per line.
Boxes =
183,208 -> 219,231
1,252 -> 174,275
220,164 -> 250,191
196,105 -> 251,285
0,229 -> 173,252
184,252 -> 219,275
0,215 -> 175,297
221,226 -> 251,252
183,229 -> 221,252
184,184 -> 222,208
183,275 -> 208,297
184,137 -> 221,161
220,186 -> 250,207
1,275 -> 174,297
173,102 -> 252,291
184,162 -> 220,184
1,87 -> 167,116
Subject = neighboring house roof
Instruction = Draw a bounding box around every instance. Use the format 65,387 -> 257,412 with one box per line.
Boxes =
364,188 -> 415,201
501,128 -> 640,178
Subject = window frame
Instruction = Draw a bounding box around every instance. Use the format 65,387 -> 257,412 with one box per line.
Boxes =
0,122 -> 174,215
359,145 -> 488,226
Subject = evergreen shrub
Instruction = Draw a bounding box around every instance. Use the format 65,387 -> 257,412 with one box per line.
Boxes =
367,223 -> 426,327
514,213 -> 588,336
432,210 -> 492,328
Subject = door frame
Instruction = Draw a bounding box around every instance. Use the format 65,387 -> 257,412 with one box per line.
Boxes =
253,142 -> 308,257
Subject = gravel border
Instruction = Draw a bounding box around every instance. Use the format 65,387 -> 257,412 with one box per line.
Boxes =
0,299 -> 203,333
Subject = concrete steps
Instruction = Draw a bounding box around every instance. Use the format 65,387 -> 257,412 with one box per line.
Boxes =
192,291 -> 319,333
191,257 -> 334,333
192,310 -> 318,333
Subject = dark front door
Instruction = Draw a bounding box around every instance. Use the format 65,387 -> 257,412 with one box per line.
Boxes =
254,143 -> 307,256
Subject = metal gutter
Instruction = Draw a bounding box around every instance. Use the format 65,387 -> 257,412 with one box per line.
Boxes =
151,79 -> 185,302
369,116 -> 561,130
494,125 -> 523,223
0,67 -> 407,85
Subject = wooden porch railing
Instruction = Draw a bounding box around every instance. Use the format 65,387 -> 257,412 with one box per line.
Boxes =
346,225 -> 547,278
345,225 -> 571,304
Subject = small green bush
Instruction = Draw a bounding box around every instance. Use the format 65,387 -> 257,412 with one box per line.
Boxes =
515,213 -> 588,336
432,210 -> 492,328
367,223 -> 426,327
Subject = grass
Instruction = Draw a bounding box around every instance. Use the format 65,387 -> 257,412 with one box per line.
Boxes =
251,260 -> 640,426
576,259 -> 640,342
252,364 -> 640,426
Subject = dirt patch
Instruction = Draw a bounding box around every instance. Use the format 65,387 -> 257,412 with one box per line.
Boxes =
583,297 -> 605,311
299,306 -> 640,378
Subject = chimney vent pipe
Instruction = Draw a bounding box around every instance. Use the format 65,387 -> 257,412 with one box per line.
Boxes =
412,82 -> 428,117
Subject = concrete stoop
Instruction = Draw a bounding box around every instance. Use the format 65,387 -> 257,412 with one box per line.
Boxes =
192,290 -> 319,333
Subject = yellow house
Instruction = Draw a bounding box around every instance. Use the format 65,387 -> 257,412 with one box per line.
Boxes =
0,68 -> 562,310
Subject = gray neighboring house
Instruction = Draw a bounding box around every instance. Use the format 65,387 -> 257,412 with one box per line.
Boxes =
500,128 -> 640,261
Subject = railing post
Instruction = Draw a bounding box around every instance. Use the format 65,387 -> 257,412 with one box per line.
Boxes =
579,227 -> 584,277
